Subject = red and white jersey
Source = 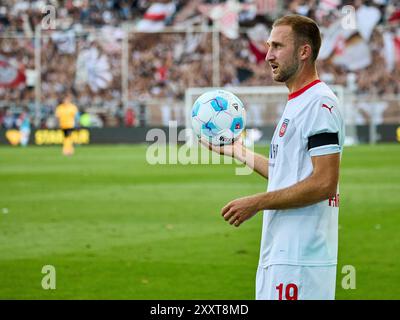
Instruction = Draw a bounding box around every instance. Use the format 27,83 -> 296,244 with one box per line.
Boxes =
259,80 -> 345,267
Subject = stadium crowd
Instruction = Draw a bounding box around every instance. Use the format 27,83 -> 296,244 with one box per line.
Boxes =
0,0 -> 399,128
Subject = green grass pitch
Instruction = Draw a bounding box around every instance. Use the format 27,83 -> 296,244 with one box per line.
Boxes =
0,143 -> 399,299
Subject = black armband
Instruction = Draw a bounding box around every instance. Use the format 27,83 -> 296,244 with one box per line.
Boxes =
308,132 -> 339,150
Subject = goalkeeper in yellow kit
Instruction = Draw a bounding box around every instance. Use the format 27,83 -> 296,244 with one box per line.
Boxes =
55,93 -> 79,156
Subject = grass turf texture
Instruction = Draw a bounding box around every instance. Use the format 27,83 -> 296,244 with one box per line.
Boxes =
0,144 -> 399,299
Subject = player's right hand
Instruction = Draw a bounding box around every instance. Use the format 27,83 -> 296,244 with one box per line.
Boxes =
199,137 -> 247,163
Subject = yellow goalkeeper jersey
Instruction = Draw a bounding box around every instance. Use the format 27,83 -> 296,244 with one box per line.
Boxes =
55,102 -> 78,129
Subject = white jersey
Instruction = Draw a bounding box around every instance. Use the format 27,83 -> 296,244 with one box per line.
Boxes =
259,80 -> 345,267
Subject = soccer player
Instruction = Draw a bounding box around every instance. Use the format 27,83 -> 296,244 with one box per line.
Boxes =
55,93 -> 79,156
202,15 -> 345,300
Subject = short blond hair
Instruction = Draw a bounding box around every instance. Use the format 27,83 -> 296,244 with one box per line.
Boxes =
273,15 -> 321,62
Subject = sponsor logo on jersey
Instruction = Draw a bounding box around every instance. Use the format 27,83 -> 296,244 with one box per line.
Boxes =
322,103 -> 334,113
269,143 -> 279,159
279,118 -> 290,137
328,194 -> 339,207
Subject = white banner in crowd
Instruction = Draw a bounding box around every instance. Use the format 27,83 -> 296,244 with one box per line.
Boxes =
319,4 -> 383,71
356,5 -> 381,42
0,55 -> 26,88
75,47 -> 112,92
136,2 -> 177,32
333,35 -> 372,71
382,31 -> 400,72
383,31 -> 396,72
319,20 -> 357,60
209,0 -> 241,39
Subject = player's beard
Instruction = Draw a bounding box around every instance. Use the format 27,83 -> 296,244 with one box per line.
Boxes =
273,58 -> 299,83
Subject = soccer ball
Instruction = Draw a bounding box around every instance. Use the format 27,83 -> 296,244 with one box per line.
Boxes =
191,89 -> 246,145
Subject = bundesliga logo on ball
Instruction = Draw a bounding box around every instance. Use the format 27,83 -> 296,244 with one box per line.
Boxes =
191,89 -> 246,146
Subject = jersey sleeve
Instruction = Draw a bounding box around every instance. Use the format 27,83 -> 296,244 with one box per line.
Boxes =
302,96 -> 342,157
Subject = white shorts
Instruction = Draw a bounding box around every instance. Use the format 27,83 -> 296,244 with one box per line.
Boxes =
255,264 -> 337,300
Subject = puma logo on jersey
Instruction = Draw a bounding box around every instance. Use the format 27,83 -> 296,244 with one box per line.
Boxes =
322,104 -> 334,113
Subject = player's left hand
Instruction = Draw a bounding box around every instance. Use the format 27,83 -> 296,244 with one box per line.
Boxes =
221,195 -> 261,227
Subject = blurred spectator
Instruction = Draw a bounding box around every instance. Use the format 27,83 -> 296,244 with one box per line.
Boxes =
125,107 -> 136,127
2,108 -> 15,129
0,0 -> 399,128
16,107 -> 31,146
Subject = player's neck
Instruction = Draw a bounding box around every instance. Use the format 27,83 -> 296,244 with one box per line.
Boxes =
286,65 -> 319,94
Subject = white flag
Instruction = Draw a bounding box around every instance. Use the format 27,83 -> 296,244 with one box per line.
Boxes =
333,35 -> 371,71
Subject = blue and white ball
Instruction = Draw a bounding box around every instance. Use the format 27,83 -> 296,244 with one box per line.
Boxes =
191,89 -> 246,145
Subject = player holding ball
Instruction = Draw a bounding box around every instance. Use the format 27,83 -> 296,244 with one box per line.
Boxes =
200,15 -> 345,300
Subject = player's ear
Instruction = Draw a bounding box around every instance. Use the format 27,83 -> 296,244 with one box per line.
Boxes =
299,43 -> 312,61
